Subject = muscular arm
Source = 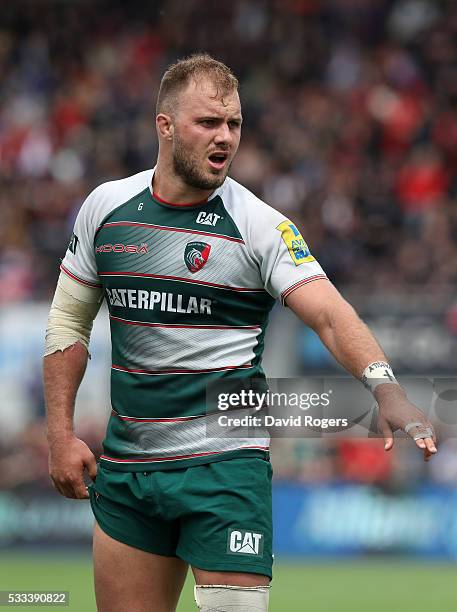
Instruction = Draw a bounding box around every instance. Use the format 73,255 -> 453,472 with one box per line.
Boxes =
43,273 -> 103,498
44,342 -> 88,439
286,279 -> 437,460
285,280 -> 385,378
44,343 -> 97,498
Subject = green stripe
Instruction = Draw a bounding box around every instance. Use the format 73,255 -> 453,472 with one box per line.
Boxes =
109,366 -> 265,418
104,276 -> 274,326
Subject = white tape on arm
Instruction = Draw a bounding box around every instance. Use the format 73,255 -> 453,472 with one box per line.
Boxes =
44,272 -> 103,356
361,361 -> 399,393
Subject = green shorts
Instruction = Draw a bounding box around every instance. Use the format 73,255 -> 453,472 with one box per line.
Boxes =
89,457 -> 273,578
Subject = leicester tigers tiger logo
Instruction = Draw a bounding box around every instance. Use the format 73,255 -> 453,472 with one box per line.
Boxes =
184,241 -> 211,273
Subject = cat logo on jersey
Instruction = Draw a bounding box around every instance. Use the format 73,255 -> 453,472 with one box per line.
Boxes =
196,211 -> 222,226
276,221 -> 315,266
184,241 -> 211,273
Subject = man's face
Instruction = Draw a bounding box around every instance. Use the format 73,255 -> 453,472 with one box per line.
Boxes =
170,77 -> 242,191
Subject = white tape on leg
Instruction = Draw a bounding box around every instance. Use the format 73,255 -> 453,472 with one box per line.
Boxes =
194,584 -> 270,611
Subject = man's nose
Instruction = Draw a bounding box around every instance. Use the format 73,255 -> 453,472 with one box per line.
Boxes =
213,123 -> 231,145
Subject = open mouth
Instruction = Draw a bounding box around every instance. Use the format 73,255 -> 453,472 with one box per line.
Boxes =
208,152 -> 228,170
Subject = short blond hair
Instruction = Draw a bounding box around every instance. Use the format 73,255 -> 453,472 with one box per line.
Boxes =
156,53 -> 239,115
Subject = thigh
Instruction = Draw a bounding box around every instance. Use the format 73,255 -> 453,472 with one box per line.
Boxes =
93,522 -> 188,612
89,467 -> 179,556
176,458 -> 273,580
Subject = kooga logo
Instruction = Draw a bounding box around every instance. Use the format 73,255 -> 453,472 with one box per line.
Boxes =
96,243 -> 148,254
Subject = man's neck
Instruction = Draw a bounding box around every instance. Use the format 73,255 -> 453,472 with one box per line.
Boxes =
152,163 -> 214,205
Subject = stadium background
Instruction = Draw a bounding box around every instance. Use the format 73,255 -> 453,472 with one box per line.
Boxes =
1,0 -> 457,609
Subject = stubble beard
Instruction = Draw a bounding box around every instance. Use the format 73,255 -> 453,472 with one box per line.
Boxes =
172,134 -> 230,191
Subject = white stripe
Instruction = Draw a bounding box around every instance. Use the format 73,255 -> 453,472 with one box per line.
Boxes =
112,365 -> 253,376
116,324 -> 261,371
114,412 -> 203,421
102,412 -> 270,461
111,315 -> 261,330
101,446 -> 269,463
99,272 -> 264,292
96,225 -> 263,289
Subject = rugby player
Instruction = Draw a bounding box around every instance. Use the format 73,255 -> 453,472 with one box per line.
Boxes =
43,54 -> 437,612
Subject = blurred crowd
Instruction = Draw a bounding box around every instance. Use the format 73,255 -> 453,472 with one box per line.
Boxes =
1,0 -> 457,489
1,0 -> 457,301
272,434 -> 457,486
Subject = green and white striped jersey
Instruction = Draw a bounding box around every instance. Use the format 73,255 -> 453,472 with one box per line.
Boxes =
61,168 -> 327,471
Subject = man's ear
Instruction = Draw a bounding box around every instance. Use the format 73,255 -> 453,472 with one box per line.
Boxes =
156,113 -> 174,140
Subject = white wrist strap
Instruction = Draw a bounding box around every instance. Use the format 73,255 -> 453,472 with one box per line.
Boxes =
361,361 -> 399,393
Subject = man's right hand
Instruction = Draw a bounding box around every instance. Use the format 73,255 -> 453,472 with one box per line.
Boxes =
48,435 -> 98,499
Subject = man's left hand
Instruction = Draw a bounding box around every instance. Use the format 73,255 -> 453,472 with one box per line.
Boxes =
374,384 -> 437,461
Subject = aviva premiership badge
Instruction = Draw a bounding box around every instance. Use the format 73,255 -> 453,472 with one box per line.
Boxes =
184,241 -> 211,273
276,221 -> 315,266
